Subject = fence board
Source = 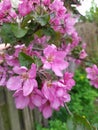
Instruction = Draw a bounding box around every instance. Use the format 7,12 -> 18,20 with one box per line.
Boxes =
6,90 -> 21,130
29,110 -> 36,130
0,88 -> 11,130
76,22 -> 98,57
23,108 -> 32,130
0,110 -> 5,130
0,87 -> 48,130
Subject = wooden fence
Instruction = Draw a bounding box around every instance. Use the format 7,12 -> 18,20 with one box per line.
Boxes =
76,22 -> 98,58
0,87 -> 48,130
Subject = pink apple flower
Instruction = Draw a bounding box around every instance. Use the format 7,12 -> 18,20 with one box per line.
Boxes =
5,54 -> 19,67
49,0 -> 66,17
0,0 -> 11,20
7,64 -> 38,96
90,78 -> 98,88
63,72 -> 75,91
42,0 -> 50,6
79,49 -> 87,59
5,44 -> 33,67
0,66 -> 6,86
42,45 -> 68,77
39,100 -> 53,119
64,14 -> 76,35
40,78 -> 73,118
18,0 -> 33,16
86,65 -> 98,80
13,88 -> 43,109
13,89 -> 30,109
86,65 -> 98,89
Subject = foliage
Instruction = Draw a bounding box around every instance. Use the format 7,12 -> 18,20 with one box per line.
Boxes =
36,114 -> 97,130
66,114 -> 97,130
85,0 -> 98,24
36,120 -> 67,130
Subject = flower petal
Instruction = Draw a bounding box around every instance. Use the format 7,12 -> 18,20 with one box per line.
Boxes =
23,79 -> 37,96
43,106 -> 52,119
51,98 -> 60,109
28,64 -> 36,78
52,65 -> 63,77
14,90 -> 29,109
32,95 -> 42,107
13,66 -> 27,74
43,61 -> 51,69
7,76 -> 22,90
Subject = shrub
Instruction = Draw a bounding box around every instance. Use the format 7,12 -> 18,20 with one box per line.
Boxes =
36,120 -> 67,130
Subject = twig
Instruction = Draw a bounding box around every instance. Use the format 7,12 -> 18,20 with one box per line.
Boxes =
32,47 -> 43,51
64,103 -> 73,116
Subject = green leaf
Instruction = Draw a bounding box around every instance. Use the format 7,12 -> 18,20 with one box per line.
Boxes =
21,13 -> 33,28
11,24 -> 28,38
42,27 -> 62,45
33,56 -> 42,68
35,29 -> 43,37
35,27 -> 62,46
0,23 -> 16,44
35,14 -> 50,26
19,52 -> 34,68
42,27 -> 55,37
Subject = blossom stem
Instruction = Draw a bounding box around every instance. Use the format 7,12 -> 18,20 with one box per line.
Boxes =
64,103 -> 73,116
32,47 -> 43,51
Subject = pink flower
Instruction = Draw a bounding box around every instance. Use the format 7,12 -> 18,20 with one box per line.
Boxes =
86,65 -> 98,89
42,81 -> 56,101
40,100 -> 53,119
50,0 -> 66,17
18,0 -> 33,16
7,64 -> 38,96
40,79 -> 73,118
42,45 -> 68,77
5,54 -> 19,67
64,14 -> 76,35
90,78 -> 98,88
63,72 -> 75,91
0,66 -> 6,86
13,88 -> 43,109
0,0 -> 11,20
42,0 -> 50,6
79,49 -> 87,59
86,65 -> 98,80
13,89 -> 29,109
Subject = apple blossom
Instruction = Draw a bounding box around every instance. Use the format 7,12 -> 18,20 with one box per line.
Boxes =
41,45 -> 68,77
86,65 -> 98,88
0,0 -> 96,120
7,64 -> 38,96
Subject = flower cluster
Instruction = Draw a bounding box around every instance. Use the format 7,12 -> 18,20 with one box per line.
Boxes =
0,0 -> 88,118
86,65 -> 98,88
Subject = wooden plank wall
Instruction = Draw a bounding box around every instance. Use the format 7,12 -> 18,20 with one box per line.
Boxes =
75,22 -> 98,58
0,87 -> 48,130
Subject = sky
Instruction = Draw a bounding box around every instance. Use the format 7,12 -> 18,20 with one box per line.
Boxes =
77,0 -> 98,16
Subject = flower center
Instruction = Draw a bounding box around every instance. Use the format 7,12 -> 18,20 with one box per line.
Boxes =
47,81 -> 52,88
47,55 -> 54,62
21,73 -> 28,80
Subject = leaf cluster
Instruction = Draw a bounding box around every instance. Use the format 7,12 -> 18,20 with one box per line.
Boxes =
36,120 -> 67,130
